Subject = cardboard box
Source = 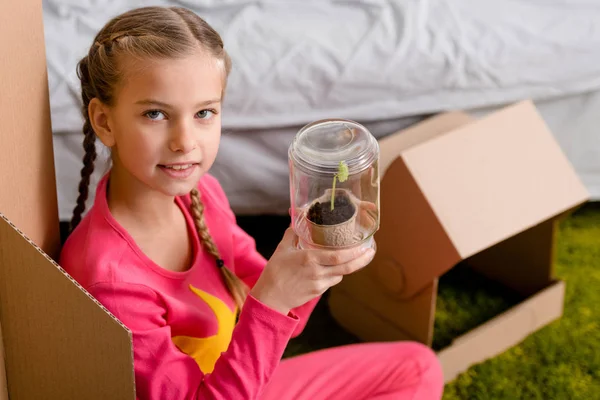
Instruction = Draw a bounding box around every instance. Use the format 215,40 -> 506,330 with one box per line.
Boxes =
0,0 -> 134,398
0,215 -> 135,399
1,0 -> 58,398
328,102 -> 589,382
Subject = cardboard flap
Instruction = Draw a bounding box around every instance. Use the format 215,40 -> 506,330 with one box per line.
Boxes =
374,112 -> 474,298
467,219 -> 558,296
374,158 -> 461,298
437,280 -> 565,383
402,100 -> 590,259
0,0 -> 60,259
0,214 -> 135,400
378,112 -> 473,176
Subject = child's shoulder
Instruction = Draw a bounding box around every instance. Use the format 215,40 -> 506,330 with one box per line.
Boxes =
59,205 -> 132,289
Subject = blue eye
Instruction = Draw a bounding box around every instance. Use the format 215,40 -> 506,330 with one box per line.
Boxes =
196,109 -> 216,119
144,110 -> 165,121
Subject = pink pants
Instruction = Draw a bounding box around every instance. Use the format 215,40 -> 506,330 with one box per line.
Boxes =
261,341 -> 444,400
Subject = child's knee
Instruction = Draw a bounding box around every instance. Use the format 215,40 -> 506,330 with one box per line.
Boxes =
399,342 -> 445,394
403,342 -> 439,366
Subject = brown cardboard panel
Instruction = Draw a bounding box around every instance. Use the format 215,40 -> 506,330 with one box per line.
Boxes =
0,0 -> 60,259
378,112 -> 473,176
1,1 -> 63,398
438,280 -> 565,383
373,156 -> 461,299
329,268 -> 438,345
0,214 -> 135,400
0,321 -> 7,400
371,111 -> 475,299
328,289 -> 418,343
402,100 -> 590,260
466,219 -> 557,296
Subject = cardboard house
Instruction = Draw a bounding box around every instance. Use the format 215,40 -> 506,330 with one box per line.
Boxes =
0,0 -> 590,398
328,102 -> 590,383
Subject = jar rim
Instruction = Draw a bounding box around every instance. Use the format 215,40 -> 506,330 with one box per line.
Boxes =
289,118 -> 379,175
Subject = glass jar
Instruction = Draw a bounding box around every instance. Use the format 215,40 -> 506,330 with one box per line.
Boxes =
288,119 -> 380,251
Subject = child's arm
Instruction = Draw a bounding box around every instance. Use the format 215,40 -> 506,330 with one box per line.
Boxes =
201,174 -> 319,336
89,281 -> 298,400
230,215 -> 320,338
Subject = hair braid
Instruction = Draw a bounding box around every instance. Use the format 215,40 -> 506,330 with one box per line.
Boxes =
190,188 -> 249,311
70,57 -> 97,231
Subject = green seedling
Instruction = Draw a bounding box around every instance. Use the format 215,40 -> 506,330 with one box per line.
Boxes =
330,160 -> 349,210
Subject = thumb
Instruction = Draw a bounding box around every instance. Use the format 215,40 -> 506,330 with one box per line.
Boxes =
278,227 -> 298,248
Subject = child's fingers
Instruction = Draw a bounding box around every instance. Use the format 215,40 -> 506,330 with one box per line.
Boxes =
325,275 -> 344,289
277,228 -> 299,250
359,201 -> 378,211
323,248 -> 375,276
314,246 -> 368,266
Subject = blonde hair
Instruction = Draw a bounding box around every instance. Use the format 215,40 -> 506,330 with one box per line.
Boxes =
70,6 -> 249,310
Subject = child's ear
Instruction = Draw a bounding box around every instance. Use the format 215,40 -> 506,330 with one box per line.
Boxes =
88,98 -> 115,147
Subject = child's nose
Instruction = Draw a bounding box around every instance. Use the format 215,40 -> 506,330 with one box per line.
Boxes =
169,123 -> 197,153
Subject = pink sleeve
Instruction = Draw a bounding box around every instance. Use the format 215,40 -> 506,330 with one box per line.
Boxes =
201,174 -> 321,337
229,216 -> 320,337
88,282 -> 299,400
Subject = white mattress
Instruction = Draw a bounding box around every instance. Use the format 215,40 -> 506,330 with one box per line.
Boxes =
53,91 -> 600,220
52,116 -> 423,220
44,0 -> 600,132
44,0 -> 600,219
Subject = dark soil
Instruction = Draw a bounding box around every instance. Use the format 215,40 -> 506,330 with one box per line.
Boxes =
308,193 -> 355,225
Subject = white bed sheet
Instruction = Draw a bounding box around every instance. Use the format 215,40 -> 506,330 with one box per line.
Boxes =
44,0 -> 600,220
53,92 -> 600,221
52,116 -> 423,220
44,0 -> 600,133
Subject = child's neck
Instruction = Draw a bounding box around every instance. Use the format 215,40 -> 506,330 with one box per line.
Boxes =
106,167 -> 179,229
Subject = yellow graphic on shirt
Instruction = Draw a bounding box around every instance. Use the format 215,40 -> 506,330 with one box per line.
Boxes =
172,285 -> 237,373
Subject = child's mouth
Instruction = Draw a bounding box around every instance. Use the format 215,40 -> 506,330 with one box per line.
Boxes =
160,164 -> 195,170
158,163 -> 198,179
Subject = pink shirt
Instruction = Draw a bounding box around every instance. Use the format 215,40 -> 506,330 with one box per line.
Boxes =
60,173 -> 318,399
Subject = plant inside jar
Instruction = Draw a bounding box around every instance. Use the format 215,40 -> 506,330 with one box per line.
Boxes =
307,161 -> 358,247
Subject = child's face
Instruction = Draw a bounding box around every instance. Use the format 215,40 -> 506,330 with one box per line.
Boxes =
102,51 -> 224,197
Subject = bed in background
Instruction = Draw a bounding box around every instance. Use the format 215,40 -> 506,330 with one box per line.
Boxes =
44,0 -> 600,222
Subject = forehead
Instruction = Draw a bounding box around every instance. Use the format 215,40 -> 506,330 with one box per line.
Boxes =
115,51 -> 224,106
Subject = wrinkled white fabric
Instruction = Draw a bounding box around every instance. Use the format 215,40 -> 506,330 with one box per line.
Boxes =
44,0 -> 600,218
44,0 -> 600,132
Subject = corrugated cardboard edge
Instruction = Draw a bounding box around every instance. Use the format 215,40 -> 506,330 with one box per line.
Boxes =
438,280 -> 565,383
0,213 -> 136,399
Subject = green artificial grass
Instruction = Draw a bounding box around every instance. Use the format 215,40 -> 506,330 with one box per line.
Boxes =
280,203 -> 600,399
442,204 -> 600,399
431,262 -> 523,352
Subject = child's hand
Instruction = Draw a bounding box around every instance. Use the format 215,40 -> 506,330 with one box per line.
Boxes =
249,228 -> 375,315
